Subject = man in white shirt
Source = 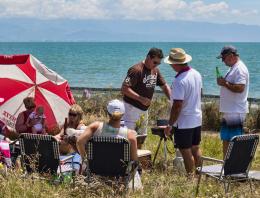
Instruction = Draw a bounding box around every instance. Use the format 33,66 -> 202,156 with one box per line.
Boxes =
164,48 -> 202,176
216,45 -> 249,158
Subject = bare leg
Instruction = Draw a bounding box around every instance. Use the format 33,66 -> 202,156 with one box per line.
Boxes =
223,141 -> 229,159
179,148 -> 194,174
191,145 -> 202,168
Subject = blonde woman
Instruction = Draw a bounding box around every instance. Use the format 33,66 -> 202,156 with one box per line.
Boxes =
77,99 -> 138,162
55,104 -> 86,172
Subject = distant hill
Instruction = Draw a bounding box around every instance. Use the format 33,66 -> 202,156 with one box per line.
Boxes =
0,18 -> 260,42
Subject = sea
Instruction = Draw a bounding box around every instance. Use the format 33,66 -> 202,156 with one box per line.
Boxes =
1,42 -> 260,98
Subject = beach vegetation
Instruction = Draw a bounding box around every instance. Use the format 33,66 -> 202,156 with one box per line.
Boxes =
1,91 -> 259,197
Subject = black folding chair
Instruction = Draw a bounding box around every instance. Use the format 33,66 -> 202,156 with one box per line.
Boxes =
19,133 -> 77,183
85,136 -> 138,191
196,134 -> 259,196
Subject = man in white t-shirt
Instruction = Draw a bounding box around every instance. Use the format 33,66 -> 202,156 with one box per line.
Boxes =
164,48 -> 202,176
216,45 -> 249,158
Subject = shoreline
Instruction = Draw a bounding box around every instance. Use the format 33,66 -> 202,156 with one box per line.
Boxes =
70,87 -> 260,104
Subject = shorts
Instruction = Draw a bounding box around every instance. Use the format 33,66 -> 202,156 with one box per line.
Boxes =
220,113 -> 245,141
173,126 -> 201,149
122,102 -> 148,135
220,123 -> 243,141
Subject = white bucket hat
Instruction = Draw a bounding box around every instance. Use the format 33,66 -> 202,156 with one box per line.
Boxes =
107,99 -> 125,115
164,48 -> 192,65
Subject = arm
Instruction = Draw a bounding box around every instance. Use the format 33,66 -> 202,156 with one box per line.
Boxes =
121,84 -> 151,106
127,129 -> 138,161
164,100 -> 183,136
42,118 -> 46,134
54,127 -> 65,141
217,77 -> 245,93
160,83 -> 171,100
26,116 -> 30,127
76,121 -> 100,161
15,113 -> 27,133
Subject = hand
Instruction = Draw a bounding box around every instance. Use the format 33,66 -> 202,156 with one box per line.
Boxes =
54,134 -> 62,142
138,96 -> 151,106
164,125 -> 172,137
217,77 -> 226,86
30,119 -> 38,126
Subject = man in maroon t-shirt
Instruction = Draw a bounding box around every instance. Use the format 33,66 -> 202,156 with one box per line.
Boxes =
121,48 -> 171,144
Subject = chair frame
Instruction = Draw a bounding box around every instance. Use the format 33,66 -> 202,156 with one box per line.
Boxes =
85,136 -> 138,191
196,134 -> 259,196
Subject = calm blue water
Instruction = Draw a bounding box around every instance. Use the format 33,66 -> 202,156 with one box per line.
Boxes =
0,42 -> 260,98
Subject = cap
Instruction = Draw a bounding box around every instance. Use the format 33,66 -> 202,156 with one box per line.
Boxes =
107,99 -> 125,115
217,45 -> 238,59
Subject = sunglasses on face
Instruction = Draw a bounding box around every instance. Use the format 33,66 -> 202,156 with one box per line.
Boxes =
153,61 -> 161,65
68,112 -> 77,117
27,105 -> 36,110
222,53 -> 232,61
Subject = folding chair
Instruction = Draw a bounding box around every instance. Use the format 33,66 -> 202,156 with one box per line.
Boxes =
19,133 -> 78,183
151,119 -> 175,170
196,134 -> 259,196
85,136 -> 138,191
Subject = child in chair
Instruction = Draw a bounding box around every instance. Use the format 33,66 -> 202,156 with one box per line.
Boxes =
27,106 -> 46,134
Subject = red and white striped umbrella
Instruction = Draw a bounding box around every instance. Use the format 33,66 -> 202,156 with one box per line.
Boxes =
0,54 -> 75,131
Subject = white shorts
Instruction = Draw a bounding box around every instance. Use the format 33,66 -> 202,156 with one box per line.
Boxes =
122,102 -> 148,135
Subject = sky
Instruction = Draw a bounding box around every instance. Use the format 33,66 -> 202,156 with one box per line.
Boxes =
0,0 -> 259,26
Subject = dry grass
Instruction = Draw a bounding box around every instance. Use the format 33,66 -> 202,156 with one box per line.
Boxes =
1,132 -> 260,198
1,92 -> 260,197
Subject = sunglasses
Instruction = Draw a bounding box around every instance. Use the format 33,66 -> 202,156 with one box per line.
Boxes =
27,105 -> 36,109
153,61 -> 161,65
222,53 -> 232,61
68,112 -> 77,117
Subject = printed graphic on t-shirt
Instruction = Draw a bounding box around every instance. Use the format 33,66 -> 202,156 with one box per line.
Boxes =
143,73 -> 157,88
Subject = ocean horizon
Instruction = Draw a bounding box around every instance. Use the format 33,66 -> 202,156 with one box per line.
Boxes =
1,42 -> 260,98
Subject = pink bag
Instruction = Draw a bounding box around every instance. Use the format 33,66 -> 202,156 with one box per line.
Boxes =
0,140 -> 11,167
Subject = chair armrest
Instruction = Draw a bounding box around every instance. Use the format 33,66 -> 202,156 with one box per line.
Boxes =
60,155 -> 74,164
201,156 -> 224,164
9,139 -> 19,145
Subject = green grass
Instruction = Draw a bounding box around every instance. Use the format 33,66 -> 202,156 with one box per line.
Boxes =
1,93 -> 260,197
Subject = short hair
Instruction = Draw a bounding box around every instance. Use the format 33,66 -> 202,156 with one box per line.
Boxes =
147,48 -> 164,59
23,97 -> 35,110
108,112 -> 123,121
69,104 -> 84,120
